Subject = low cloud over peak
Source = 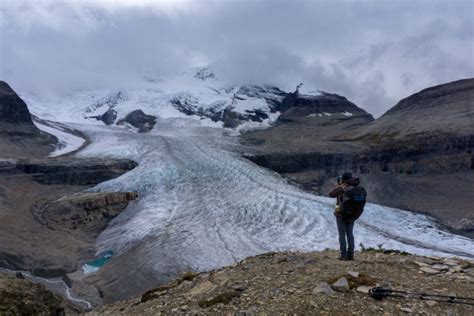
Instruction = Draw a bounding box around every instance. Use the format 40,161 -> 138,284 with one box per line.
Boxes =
1,0 -> 473,117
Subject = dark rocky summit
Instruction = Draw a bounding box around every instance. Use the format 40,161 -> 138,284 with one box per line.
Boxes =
242,79 -> 474,236
278,90 -> 373,123
243,90 -> 374,155
90,107 -> 117,125
0,81 -> 37,128
0,81 -> 56,158
117,109 -> 157,132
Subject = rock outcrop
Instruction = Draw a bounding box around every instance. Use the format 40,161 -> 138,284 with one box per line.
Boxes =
117,109 -> 157,132
0,81 -> 56,158
14,157 -> 138,185
242,79 -> 474,236
90,108 -> 117,125
35,191 -> 138,236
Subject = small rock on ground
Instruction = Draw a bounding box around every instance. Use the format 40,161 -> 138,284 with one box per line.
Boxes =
331,277 -> 350,292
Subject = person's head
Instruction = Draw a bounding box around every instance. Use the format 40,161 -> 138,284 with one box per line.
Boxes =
336,172 -> 352,185
341,172 -> 352,183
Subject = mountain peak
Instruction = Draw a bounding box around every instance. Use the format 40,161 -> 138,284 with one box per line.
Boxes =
0,81 -> 36,125
359,78 -> 474,140
385,78 -> 474,115
193,67 -> 216,81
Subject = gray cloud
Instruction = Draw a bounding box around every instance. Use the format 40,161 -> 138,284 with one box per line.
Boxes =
1,0 -> 473,117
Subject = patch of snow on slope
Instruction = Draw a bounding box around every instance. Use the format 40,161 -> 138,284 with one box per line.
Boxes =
233,98 -> 269,114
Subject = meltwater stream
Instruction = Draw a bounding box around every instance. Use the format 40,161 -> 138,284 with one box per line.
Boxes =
72,118 -> 473,297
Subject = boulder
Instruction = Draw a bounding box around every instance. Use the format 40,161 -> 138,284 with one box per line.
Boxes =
331,277 -> 350,292
312,282 -> 335,295
419,267 -> 440,274
187,280 -> 216,298
444,259 -> 460,267
348,271 -> 360,278
431,264 -> 449,271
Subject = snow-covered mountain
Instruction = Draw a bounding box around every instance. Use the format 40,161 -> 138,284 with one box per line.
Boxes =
23,68 -> 287,132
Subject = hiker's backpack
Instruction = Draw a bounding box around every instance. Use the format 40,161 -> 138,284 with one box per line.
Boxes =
341,186 -> 367,221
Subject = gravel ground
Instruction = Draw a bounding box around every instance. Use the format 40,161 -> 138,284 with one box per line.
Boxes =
90,249 -> 474,315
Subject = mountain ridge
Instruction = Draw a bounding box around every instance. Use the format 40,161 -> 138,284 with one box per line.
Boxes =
242,78 -> 474,237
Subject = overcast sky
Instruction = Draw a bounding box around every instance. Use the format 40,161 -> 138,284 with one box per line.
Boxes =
1,0 -> 473,116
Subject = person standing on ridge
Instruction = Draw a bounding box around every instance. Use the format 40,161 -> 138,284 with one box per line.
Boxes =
329,172 -> 367,261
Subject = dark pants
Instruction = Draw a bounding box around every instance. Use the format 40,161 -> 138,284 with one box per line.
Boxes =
336,217 -> 354,257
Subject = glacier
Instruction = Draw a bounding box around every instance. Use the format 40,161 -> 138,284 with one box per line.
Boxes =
20,69 -> 473,299
74,121 -> 473,265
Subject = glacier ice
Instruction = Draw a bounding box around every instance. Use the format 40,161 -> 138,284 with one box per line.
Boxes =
66,118 -> 474,283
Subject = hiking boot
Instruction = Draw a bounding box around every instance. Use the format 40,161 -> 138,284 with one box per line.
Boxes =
347,253 -> 354,261
338,254 -> 348,261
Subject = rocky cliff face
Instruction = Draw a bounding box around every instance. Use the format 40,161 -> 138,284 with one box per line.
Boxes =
14,157 -> 138,185
35,191 -> 138,236
0,81 -> 56,158
242,79 -> 474,236
0,157 -> 138,278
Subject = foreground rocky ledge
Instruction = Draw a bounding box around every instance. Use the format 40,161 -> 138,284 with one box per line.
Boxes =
88,250 -> 473,315
0,272 -> 83,315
